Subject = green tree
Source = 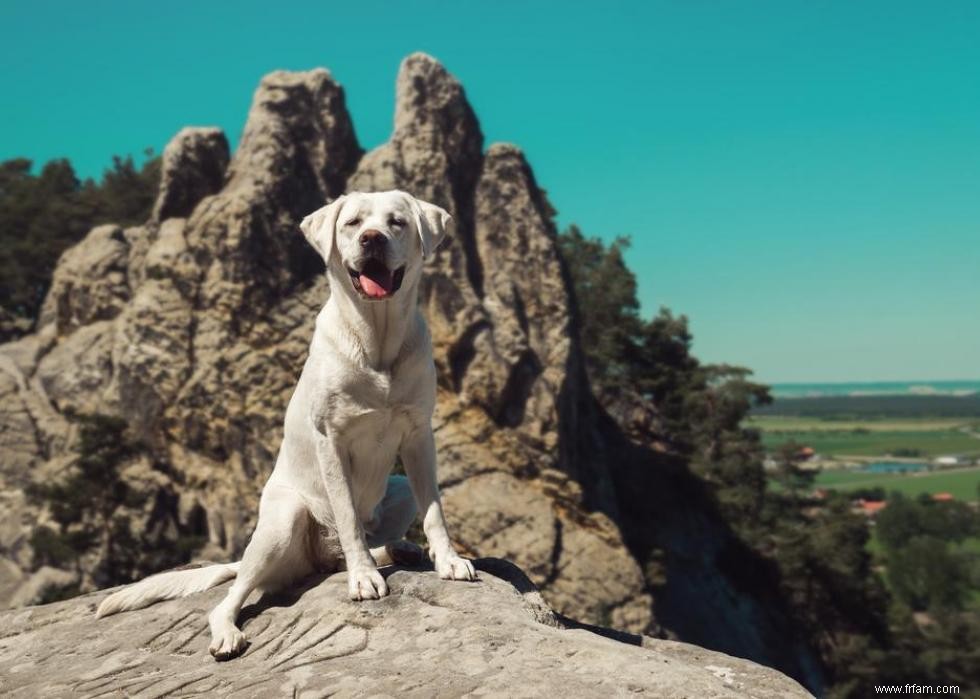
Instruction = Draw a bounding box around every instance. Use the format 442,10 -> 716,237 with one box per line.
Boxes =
557,223 -> 932,697
558,225 -> 643,391
27,414 -> 145,586
558,225 -> 772,520
886,536 -> 970,612
877,492 -> 979,550
0,152 -> 160,334
27,413 -> 204,597
96,151 -> 161,224
771,439 -> 816,498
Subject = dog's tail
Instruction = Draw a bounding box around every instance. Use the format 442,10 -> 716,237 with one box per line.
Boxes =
95,562 -> 240,619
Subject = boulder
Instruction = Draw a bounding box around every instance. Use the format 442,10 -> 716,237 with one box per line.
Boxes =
0,559 -> 811,698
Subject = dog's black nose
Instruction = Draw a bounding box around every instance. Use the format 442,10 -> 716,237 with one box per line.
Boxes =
359,230 -> 386,251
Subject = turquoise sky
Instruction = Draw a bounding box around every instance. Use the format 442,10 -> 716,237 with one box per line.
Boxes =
2,1 -> 978,383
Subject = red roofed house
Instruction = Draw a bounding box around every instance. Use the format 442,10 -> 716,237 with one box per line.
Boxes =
855,499 -> 888,517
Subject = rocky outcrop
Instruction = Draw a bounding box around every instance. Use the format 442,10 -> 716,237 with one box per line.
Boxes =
0,53 -> 653,631
344,53 -> 649,630
152,127 -> 230,222
0,559 -> 811,698
0,53 -> 825,691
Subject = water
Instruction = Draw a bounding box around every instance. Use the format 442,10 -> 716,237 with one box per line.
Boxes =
769,380 -> 980,399
863,461 -> 930,474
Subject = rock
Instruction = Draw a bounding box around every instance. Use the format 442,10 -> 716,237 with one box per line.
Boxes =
5,565 -> 75,608
169,67 -> 361,481
0,308 -> 32,344
152,127 -> 230,222
0,330 -> 69,489
0,559 -> 811,698
349,52 -> 483,209
349,54 -> 648,630
37,224 -> 135,334
35,320 -> 117,415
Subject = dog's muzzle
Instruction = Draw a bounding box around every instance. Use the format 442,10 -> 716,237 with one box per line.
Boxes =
348,258 -> 406,300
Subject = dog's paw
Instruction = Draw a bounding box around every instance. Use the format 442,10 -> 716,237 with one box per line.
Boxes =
348,564 -> 389,600
434,552 -> 477,581
209,625 -> 247,661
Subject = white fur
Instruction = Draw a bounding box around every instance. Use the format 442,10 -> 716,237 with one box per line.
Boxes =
95,562 -> 240,618
96,191 -> 475,660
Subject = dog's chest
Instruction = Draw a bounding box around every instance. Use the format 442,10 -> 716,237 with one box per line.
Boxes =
329,366 -> 420,443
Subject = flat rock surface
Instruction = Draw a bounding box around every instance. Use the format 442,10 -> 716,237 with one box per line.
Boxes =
0,559 -> 809,698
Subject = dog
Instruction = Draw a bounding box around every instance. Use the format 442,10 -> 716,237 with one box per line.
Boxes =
96,190 -> 476,660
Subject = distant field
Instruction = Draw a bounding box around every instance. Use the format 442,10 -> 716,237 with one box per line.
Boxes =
750,415 -> 980,458
811,466 -> 980,501
749,416 -> 976,432
757,427 -> 980,458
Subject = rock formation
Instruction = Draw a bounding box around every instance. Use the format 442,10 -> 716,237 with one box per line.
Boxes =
0,53 -> 825,691
0,559 -> 811,698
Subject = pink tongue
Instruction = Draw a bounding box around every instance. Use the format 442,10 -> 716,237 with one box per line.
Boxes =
359,273 -> 391,298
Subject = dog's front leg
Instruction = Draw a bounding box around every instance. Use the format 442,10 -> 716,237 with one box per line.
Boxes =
401,427 -> 476,581
311,424 -> 389,600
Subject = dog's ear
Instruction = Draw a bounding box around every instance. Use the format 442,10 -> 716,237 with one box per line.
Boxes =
411,198 -> 452,261
300,195 -> 347,263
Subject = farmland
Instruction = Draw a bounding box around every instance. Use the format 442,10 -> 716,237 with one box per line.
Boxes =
753,407 -> 980,501
813,465 -> 980,501
750,415 -> 980,458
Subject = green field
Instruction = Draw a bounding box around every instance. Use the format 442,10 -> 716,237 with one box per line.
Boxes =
749,416 -> 975,432
750,416 -> 980,458
812,466 -> 980,501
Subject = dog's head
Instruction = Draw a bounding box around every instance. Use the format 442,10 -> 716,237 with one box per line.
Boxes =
300,191 -> 450,302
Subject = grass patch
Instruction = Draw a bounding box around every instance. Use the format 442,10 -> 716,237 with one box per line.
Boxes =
760,429 -> 980,457
751,415 -> 980,458
812,466 -> 980,501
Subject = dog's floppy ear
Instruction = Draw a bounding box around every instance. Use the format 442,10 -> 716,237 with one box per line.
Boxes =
300,195 -> 347,263
411,198 -> 452,261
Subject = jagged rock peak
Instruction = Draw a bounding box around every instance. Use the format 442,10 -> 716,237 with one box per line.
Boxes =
226,67 -> 361,200
347,52 -> 483,215
479,142 -> 558,237
394,53 -> 483,141
152,127 -> 229,222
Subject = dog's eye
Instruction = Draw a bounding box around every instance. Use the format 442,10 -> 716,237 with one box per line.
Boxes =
389,217 -> 405,228
344,218 -> 361,228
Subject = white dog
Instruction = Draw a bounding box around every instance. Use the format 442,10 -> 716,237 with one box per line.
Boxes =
97,190 -> 476,659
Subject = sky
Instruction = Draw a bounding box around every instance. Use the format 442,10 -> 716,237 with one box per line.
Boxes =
1,1 -> 978,383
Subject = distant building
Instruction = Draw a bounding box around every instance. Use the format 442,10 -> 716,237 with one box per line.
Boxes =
934,455 -> 968,467
853,499 -> 888,517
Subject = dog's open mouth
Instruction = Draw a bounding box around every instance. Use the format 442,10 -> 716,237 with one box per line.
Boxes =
348,259 -> 405,300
